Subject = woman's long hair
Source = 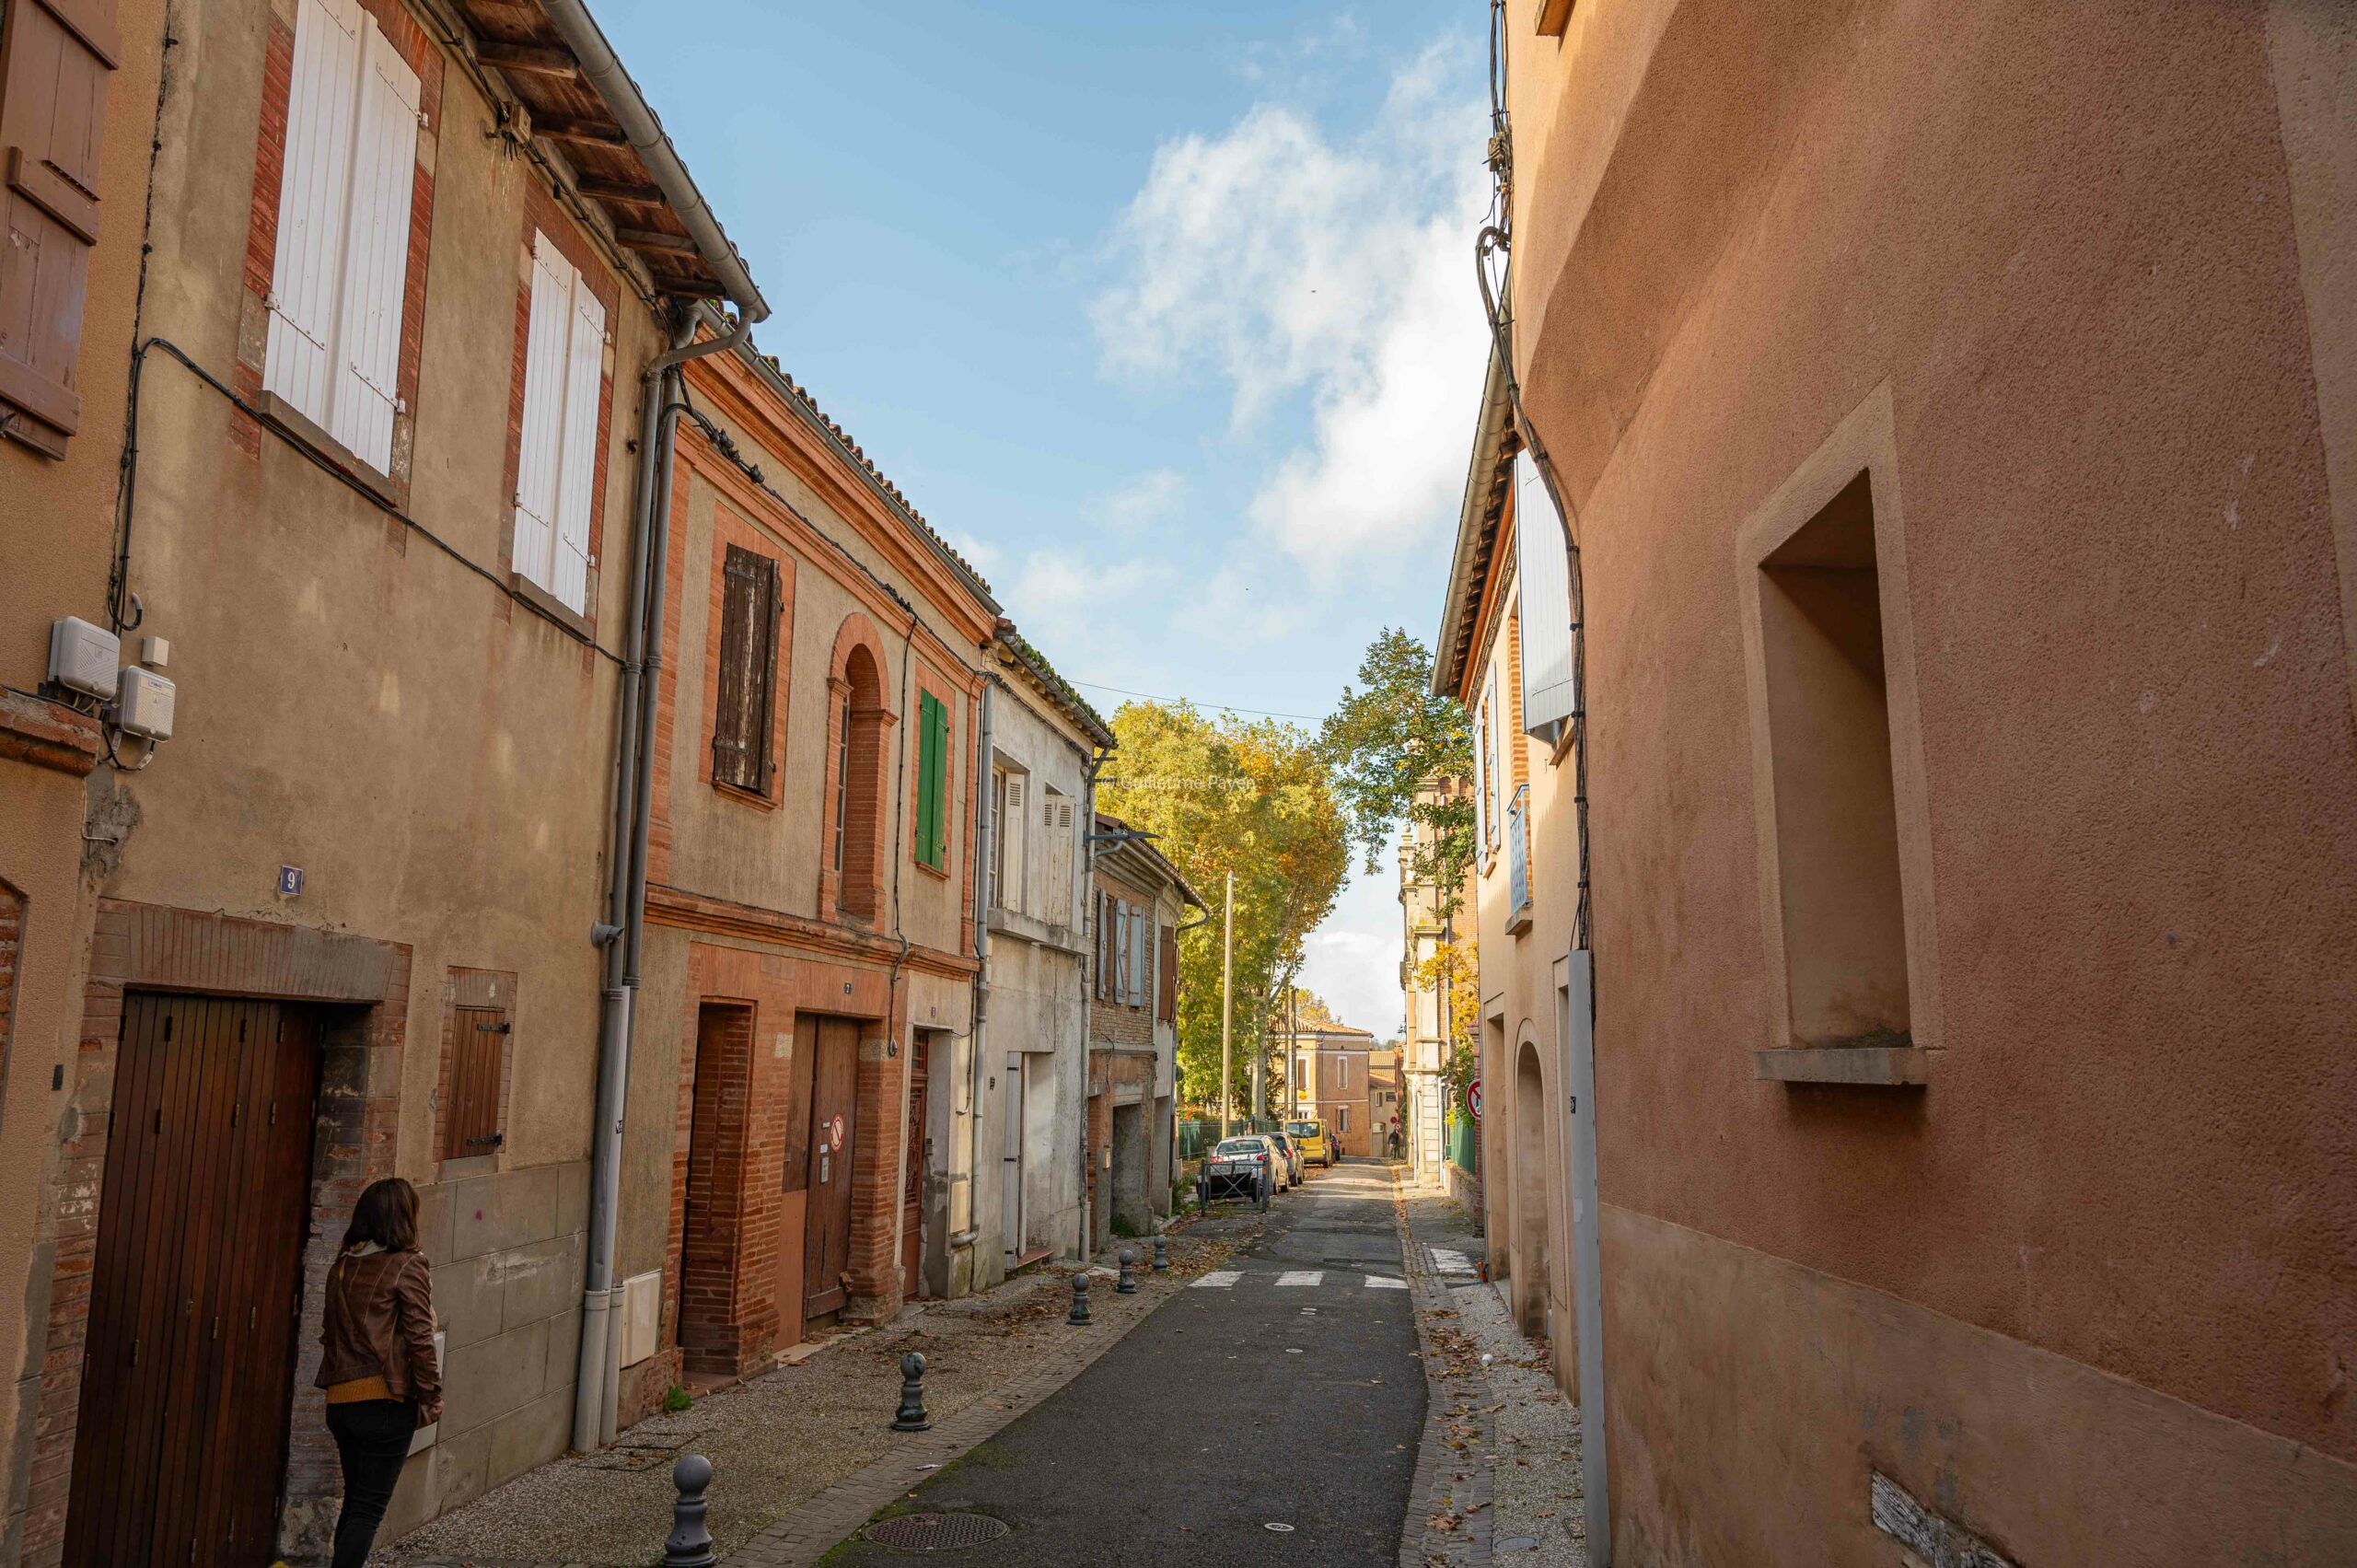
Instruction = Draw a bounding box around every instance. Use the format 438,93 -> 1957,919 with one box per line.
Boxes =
342,1177 -> 419,1252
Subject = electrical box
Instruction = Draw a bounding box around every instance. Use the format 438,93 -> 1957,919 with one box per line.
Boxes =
48,618 -> 118,700
115,667 -> 176,741
621,1270 -> 661,1366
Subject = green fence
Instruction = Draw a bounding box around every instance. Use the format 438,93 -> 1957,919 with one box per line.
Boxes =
1446,1104 -> 1479,1175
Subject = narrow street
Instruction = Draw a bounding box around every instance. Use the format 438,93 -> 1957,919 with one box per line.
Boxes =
819,1160 -> 1423,1568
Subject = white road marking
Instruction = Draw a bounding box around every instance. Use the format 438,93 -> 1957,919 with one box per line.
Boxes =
1275,1271 -> 1324,1287
1192,1270 -> 1243,1289
1364,1274 -> 1409,1289
1428,1247 -> 1475,1276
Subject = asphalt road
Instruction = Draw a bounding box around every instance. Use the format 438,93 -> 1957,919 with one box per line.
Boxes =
820,1159 -> 1424,1567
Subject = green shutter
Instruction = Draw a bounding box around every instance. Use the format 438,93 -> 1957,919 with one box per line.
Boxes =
916,691 -> 949,869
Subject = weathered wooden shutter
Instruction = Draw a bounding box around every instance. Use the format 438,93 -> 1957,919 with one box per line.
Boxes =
1095,890 -> 1109,999
443,1005 -> 507,1158
262,0 -> 362,427
0,0 -> 121,452
1471,691 -> 1491,850
512,232 -> 571,595
1158,924 -> 1178,1021
999,773 -> 1026,912
551,271 -> 604,612
327,21 -> 417,470
711,544 -> 772,791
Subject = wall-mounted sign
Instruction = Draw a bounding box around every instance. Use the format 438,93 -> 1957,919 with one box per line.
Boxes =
829,1114 -> 846,1151
1468,1078 -> 1483,1121
277,865 -> 304,897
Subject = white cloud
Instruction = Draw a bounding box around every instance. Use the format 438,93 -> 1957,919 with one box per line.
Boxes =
998,550 -> 1168,688
1296,870 -> 1407,1040
1094,39 -> 1492,571
1097,469 -> 1187,536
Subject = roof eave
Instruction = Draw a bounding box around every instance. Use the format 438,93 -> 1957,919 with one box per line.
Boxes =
1433,343 -> 1516,699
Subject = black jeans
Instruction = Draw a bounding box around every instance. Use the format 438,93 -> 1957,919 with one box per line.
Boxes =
326,1398 -> 415,1568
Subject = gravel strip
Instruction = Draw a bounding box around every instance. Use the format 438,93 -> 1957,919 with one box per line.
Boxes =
377,1231 -> 1254,1567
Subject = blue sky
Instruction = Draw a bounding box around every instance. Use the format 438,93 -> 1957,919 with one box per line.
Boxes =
595,2 -> 1493,1036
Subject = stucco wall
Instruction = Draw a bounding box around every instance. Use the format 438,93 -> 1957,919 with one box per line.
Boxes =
1502,0 -> 2357,1554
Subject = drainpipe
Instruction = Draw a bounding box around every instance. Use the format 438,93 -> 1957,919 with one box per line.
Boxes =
1076,746 -> 1109,1259
575,301 -> 759,1456
960,679 -> 994,1280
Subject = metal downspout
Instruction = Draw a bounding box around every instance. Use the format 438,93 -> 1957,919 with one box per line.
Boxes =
965,683 -> 994,1279
575,308 -> 756,1456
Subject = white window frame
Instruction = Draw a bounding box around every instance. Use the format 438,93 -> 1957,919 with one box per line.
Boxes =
512,231 -> 608,615
264,0 -> 421,474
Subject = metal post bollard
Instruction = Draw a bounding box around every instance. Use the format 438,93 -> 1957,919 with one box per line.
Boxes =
1068,1270 -> 1092,1326
892,1351 -> 932,1431
1152,1235 -> 1169,1272
665,1454 -> 715,1568
1116,1248 -> 1137,1295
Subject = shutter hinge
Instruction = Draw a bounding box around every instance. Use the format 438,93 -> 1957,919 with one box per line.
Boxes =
416,107 -> 431,130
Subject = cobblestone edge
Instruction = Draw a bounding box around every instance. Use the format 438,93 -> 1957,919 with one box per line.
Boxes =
1392,1169 -> 1496,1568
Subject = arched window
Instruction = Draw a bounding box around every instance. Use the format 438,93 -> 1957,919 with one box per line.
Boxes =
831,642 -> 887,923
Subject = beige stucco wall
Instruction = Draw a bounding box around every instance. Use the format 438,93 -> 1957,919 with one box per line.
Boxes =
1500,0 -> 2357,1556
0,0 -> 171,1550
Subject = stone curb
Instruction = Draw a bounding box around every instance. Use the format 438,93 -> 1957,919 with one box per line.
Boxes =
1392,1170 -> 1496,1568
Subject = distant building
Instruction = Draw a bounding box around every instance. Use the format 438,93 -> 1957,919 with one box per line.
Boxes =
1396,778 -> 1470,1187
1283,1023 -> 1377,1156
1366,1047 -> 1403,1158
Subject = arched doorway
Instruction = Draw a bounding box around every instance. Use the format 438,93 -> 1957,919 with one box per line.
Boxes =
1513,1037 -> 1551,1341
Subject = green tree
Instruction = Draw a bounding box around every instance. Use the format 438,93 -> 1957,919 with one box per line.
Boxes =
1097,703 -> 1347,1114
1318,628 -> 1475,912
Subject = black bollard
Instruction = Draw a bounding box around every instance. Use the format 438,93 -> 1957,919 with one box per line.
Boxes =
892,1351 -> 932,1431
664,1454 -> 715,1568
1152,1235 -> 1169,1272
1068,1270 -> 1092,1326
1116,1248 -> 1138,1295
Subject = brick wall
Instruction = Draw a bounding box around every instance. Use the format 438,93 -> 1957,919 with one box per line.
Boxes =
0,882 -> 21,1076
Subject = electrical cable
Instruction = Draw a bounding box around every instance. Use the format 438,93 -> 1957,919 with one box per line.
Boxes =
110,338 -> 626,664
1477,0 -> 1594,961
1065,679 -> 1324,724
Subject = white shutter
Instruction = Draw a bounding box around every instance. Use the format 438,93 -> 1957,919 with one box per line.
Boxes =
551,274 -> 605,613
265,0 -> 364,426
328,24 -> 420,471
1515,451 -> 1576,746
1000,774 -> 1027,913
1487,668 -> 1507,840
1472,692 -> 1491,852
512,234 -> 573,598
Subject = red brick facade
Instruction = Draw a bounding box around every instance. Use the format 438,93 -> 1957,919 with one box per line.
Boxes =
21,903 -> 410,1567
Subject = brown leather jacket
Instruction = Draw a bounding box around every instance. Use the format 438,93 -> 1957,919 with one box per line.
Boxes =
316,1247 -> 441,1409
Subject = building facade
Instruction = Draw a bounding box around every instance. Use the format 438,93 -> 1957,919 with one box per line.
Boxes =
1085,814 -> 1199,1252
964,633 -> 1110,1287
1284,1023 -> 1376,1156
1365,1047 -> 1402,1160
0,0 -> 781,1554
1394,779 -> 1467,1185
1446,2 -> 2357,1562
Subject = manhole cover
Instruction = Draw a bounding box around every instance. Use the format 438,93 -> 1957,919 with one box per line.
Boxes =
861,1512 -> 1012,1551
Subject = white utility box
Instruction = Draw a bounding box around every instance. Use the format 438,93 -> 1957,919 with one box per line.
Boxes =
48,617 -> 118,699
621,1270 -> 662,1366
115,667 -> 176,741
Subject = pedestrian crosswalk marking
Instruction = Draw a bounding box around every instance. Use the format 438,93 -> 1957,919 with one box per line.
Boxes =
1275,1271 -> 1323,1287
1189,1269 -> 1416,1290
1364,1274 -> 1408,1289
1427,1247 -> 1475,1276
1192,1271 -> 1243,1288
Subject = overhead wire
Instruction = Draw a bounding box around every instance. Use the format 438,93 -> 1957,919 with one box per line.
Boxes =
1065,679 -> 1326,724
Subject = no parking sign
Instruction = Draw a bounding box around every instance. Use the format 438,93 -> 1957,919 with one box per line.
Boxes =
1467,1078 -> 1482,1121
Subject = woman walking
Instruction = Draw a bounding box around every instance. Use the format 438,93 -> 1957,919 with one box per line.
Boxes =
317,1177 -> 441,1568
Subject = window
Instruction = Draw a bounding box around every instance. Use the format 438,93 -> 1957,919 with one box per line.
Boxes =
442,1005 -> 508,1159
711,545 -> 780,794
0,0 -> 119,453
1473,679 -> 1495,854
832,643 -> 886,921
510,231 -> 606,613
993,766 -> 1027,912
1156,923 -> 1178,1021
1337,1105 -> 1351,1134
1755,470 -> 1910,1046
833,689 -> 852,872
264,0 -> 422,473
1042,788 -> 1075,918
1515,452 -> 1577,746
1130,903 -> 1149,1006
1339,1057 -> 1350,1090
914,690 -> 950,870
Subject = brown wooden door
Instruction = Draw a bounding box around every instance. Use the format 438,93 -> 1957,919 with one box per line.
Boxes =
900,1034 -> 929,1298
801,1016 -> 859,1320
67,994 -> 319,1568
679,1003 -> 752,1378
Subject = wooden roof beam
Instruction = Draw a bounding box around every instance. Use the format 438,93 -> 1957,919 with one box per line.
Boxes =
477,41 -> 578,77
576,176 -> 667,206
651,273 -> 728,299
535,114 -> 628,146
617,228 -> 699,257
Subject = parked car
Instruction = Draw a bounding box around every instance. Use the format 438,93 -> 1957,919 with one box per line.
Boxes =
1200,1137 -> 1273,1212
1285,1119 -> 1333,1168
1266,1128 -> 1305,1187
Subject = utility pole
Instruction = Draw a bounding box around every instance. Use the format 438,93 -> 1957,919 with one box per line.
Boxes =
1219,872 -> 1234,1137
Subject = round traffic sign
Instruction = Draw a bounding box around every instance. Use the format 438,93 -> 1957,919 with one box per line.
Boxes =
1468,1079 -> 1483,1121
829,1114 -> 846,1150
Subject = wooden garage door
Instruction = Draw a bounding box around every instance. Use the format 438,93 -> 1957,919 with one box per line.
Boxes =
65,994 -> 320,1568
